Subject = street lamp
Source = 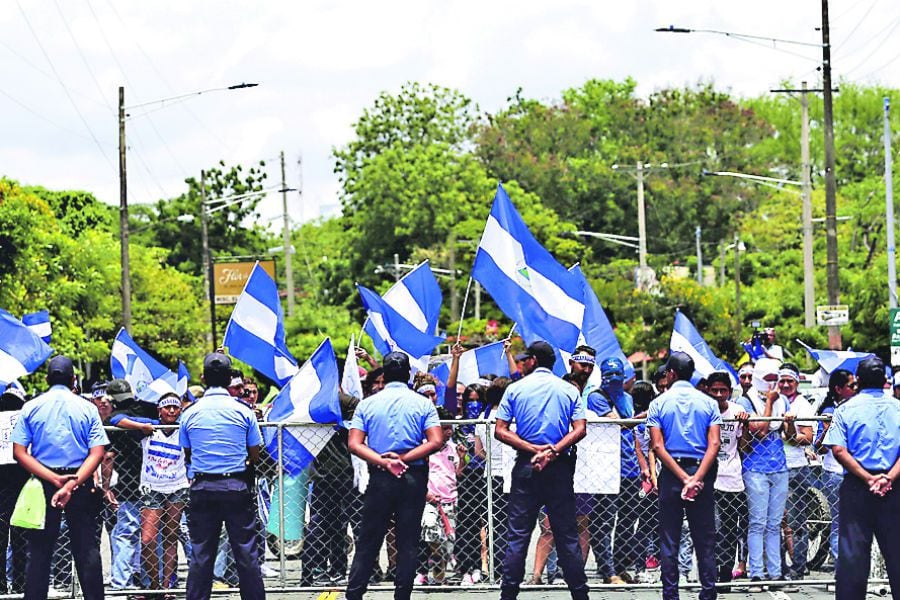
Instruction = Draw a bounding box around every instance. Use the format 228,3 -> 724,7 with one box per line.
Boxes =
118,83 -> 259,333
657,7 -> 842,348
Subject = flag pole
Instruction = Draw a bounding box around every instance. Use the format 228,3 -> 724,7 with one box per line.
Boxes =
457,277 -> 474,341
500,322 -> 518,358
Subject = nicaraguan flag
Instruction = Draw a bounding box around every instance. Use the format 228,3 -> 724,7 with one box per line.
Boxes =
669,311 -> 738,386
223,262 -> 299,386
342,336 -> 364,401
472,184 -> 585,351
0,310 -> 53,386
110,328 -> 177,403
176,361 -> 190,394
431,341 -> 511,386
570,265 -> 634,380
358,260 -> 445,364
264,338 -> 342,476
22,310 -> 51,344
796,340 -> 874,374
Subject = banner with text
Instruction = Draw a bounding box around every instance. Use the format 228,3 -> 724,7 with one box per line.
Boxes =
214,260 -> 277,305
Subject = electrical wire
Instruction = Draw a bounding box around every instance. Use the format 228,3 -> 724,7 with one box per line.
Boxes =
841,14 -> 900,76
53,0 -> 113,114
0,87 -> 94,140
834,0 -> 879,52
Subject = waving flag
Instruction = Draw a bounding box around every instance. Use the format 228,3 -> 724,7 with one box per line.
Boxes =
796,340 -> 874,374
342,336 -> 364,401
265,338 -> 342,475
0,310 -> 53,386
22,310 -> 51,344
223,262 -> 298,386
472,184 -> 585,351
431,341 -> 511,386
570,264 -> 634,380
358,260 -> 445,367
669,311 -> 737,386
110,328 -> 179,403
742,338 -> 767,361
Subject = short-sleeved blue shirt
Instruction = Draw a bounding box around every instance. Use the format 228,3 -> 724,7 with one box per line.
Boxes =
11,385 -> 109,469
495,368 -> 587,446
178,388 -> 263,475
646,380 -> 722,460
736,394 -> 788,473
824,388 -> 900,472
349,382 -> 440,464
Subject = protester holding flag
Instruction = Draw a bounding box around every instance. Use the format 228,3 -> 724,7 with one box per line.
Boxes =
12,356 -> 108,600
179,352 -> 265,600
345,352 -> 443,600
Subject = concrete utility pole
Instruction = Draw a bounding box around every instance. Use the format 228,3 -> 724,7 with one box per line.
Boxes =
821,0 -> 842,348
118,87 -> 131,333
281,152 -> 295,317
200,171 -> 217,350
696,226 -> 703,284
636,161 -> 648,270
885,98 -> 897,308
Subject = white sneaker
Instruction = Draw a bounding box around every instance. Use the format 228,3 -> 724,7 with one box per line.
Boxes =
261,564 -> 280,577
414,573 -> 428,585
48,588 -> 67,599
461,573 -> 475,586
470,569 -> 482,584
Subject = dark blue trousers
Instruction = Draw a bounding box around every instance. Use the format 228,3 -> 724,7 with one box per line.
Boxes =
299,473 -> 353,583
658,462 -> 717,600
186,486 -> 265,600
0,464 -> 28,594
500,455 -> 589,600
25,479 -> 104,600
836,475 -> 900,599
346,466 -> 428,600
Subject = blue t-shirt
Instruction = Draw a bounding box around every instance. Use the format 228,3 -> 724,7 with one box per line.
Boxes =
496,368 -> 586,446
11,385 -> 109,469
349,382 -> 440,464
646,381 -> 722,460
824,388 -> 900,472
178,388 -> 263,475
736,394 -> 788,473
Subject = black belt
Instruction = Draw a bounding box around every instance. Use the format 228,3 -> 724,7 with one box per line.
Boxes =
193,471 -> 246,481
672,457 -> 702,467
49,467 -> 79,475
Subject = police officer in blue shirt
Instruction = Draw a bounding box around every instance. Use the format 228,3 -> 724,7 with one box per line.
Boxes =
823,356 -> 900,599
11,356 -> 109,600
345,351 -> 443,600
646,352 -> 721,600
179,352 -> 265,600
494,341 -> 589,600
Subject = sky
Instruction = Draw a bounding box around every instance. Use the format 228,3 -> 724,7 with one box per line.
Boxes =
2,0 -> 900,230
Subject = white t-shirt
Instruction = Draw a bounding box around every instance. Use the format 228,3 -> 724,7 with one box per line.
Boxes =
140,430 -> 188,493
475,411 -> 505,477
715,401 -> 745,492
782,393 -> 816,469
0,411 -> 19,465
573,411 -> 621,494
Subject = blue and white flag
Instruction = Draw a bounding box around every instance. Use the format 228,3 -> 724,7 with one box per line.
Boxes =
265,338 -> 342,476
358,260 -> 445,368
223,262 -> 299,387
570,265 -> 634,380
431,341 -> 511,386
0,310 -> 53,386
110,328 -> 178,403
341,336 -> 364,402
669,311 -> 738,386
796,340 -> 874,374
472,184 -> 585,351
22,310 -> 51,344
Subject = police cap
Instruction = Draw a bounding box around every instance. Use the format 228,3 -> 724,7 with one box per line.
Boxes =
107,378 -> 134,404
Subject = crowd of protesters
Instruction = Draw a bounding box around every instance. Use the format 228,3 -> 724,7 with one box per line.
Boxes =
0,331 -> 897,599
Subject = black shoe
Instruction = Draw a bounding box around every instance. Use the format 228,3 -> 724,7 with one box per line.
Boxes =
747,577 -> 765,593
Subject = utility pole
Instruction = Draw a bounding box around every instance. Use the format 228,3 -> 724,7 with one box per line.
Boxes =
118,86 -> 132,333
885,97 -> 898,308
281,152 -> 295,317
772,81 -> 821,328
822,0 -> 841,348
449,231 -> 459,320
695,226 -> 703,284
734,234 -> 742,331
200,171 -> 217,350
636,161 -> 648,270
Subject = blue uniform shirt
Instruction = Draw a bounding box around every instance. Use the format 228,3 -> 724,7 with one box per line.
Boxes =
495,368 -> 586,446
824,388 -> 900,472
349,382 -> 440,464
646,380 -> 722,460
178,388 -> 263,475
11,384 -> 109,469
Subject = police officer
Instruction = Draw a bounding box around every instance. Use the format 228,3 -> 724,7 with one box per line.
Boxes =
823,356 -> 899,599
179,352 -> 265,600
494,341 -> 589,600
646,352 -> 721,600
11,356 -> 109,600
345,351 -> 443,600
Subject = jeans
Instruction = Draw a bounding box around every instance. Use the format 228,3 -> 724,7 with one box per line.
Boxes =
714,490 -> 747,580
786,466 -> 815,576
110,500 -> 141,589
818,470 -> 842,563
589,494 -> 616,578
743,470 -> 788,579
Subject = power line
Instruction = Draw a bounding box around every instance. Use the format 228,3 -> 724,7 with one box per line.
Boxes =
0,87 -> 94,140
834,0 -> 879,52
53,0 -> 113,114
841,14 -> 900,76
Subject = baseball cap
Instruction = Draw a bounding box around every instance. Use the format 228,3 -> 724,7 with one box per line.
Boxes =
856,356 -> 886,384
203,352 -> 232,375
666,351 -> 695,374
524,341 -> 555,365
107,379 -> 134,404
383,351 -> 411,376
47,356 -> 74,381
514,352 -> 530,362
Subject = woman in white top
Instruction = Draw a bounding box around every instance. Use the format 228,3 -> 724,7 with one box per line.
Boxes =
139,393 -> 189,595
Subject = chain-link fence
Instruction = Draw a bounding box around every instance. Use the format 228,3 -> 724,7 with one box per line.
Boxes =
11,416 -> 892,596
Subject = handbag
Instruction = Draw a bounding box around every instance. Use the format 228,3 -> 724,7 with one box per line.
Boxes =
10,477 -> 46,529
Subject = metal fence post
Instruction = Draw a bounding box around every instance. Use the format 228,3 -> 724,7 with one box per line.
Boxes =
485,419 -> 495,584
277,423 -> 286,586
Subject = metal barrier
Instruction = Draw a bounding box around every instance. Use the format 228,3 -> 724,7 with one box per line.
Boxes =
8,416 -> 892,596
